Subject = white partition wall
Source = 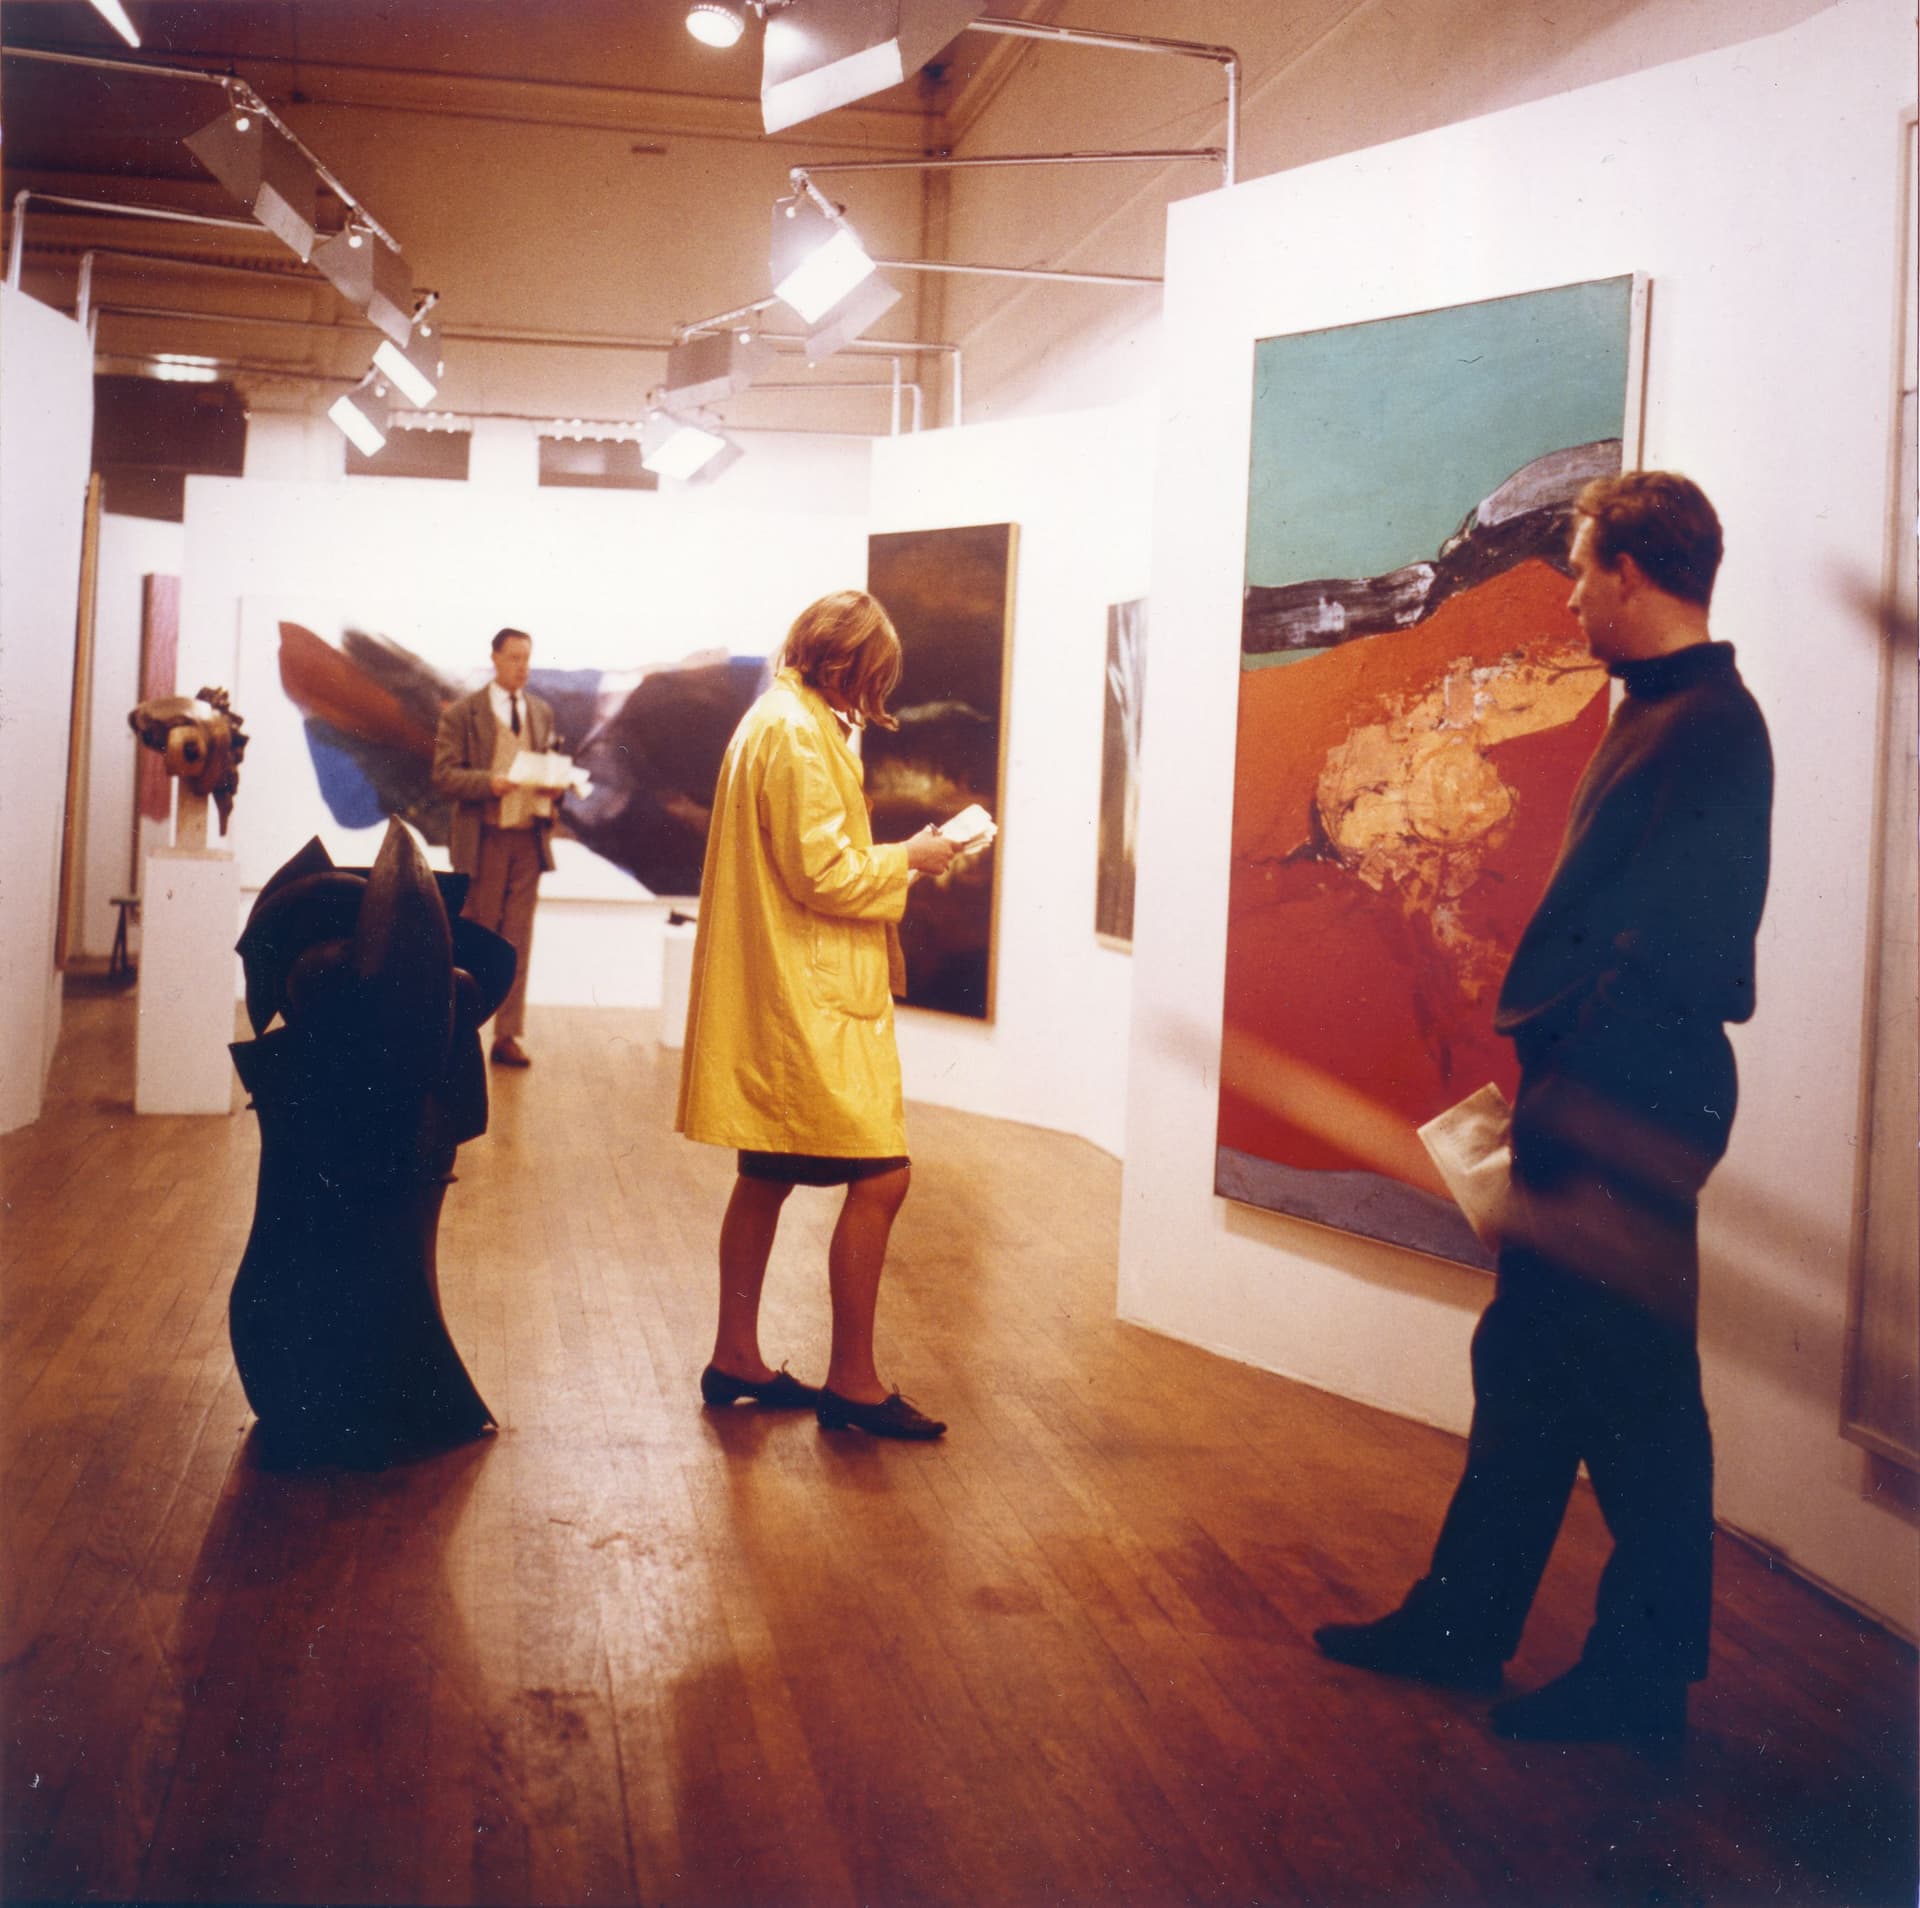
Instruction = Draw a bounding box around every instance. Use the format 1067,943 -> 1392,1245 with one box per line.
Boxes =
1123,0 -> 1918,1631
0,288 -> 94,1135
872,401 -> 1154,1157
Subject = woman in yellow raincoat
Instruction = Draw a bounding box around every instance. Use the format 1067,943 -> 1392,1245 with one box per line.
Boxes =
676,590 -> 959,1440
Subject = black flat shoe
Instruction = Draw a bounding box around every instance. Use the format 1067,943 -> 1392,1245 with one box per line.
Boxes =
700,1363 -> 821,1410
815,1387 -> 946,1440
1313,1607 -> 1503,1693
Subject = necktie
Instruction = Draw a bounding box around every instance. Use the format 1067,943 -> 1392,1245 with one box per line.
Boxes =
510,693 -> 521,737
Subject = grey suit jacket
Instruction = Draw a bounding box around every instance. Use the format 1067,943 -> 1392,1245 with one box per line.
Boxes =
431,685 -> 559,875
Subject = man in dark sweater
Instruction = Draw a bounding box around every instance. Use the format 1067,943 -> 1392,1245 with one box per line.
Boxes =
1315,472 -> 1774,1746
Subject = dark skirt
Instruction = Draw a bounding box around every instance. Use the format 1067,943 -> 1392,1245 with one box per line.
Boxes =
738,1150 -> 910,1187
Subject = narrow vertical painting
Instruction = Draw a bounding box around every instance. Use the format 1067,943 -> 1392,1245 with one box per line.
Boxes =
1218,275 -> 1644,1267
1097,597 -> 1147,947
864,522 -> 1018,1019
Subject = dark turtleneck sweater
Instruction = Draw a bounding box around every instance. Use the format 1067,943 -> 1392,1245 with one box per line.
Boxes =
1495,640 -> 1773,1071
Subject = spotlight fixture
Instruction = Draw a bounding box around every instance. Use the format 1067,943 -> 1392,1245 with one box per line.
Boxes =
184,100 -> 320,260
803,271 -> 902,363
662,328 -> 770,408
85,0 -> 142,46
327,379 -> 391,458
685,2 -> 746,48
761,0 -> 981,133
770,193 -> 876,324
640,411 -> 740,483
312,223 -> 415,346
371,319 -> 444,407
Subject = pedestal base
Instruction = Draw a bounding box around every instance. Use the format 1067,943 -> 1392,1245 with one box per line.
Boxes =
135,847 -> 240,1115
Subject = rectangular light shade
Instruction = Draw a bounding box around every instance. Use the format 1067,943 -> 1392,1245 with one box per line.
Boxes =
328,386 -> 390,457
761,0 -> 981,133
771,197 -> 876,324
662,331 -> 770,409
313,229 -> 415,346
184,111 -> 318,261
805,273 -> 902,363
372,327 -> 443,407
640,414 -> 734,483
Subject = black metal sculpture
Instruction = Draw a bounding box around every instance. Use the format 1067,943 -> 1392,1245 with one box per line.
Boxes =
229,821 -> 514,1464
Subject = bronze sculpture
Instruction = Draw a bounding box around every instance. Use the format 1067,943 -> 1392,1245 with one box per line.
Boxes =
128,687 -> 249,834
229,821 -> 513,1464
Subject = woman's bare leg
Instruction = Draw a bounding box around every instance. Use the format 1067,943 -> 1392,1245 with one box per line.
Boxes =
711,1174 -> 792,1381
824,1165 -> 912,1403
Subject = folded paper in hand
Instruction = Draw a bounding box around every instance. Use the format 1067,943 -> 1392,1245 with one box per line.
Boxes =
1417,1082 -> 1512,1252
508,749 -> 592,797
937,803 -> 997,853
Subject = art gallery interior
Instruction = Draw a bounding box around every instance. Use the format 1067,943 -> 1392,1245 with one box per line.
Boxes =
2,0 -> 1916,1902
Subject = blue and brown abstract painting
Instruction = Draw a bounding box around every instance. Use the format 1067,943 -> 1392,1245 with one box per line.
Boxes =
1218,275 -> 1641,1267
274,619 -> 765,897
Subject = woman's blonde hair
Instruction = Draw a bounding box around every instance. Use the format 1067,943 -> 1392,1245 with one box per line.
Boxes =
779,589 -> 904,730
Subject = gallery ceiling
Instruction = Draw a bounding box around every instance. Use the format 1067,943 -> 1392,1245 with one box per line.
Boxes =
0,0 -> 1084,440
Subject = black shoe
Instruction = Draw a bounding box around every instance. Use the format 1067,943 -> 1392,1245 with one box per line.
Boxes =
1490,1662 -> 1688,1748
700,1363 -> 820,1410
1313,1606 -> 1503,1693
816,1387 -> 946,1440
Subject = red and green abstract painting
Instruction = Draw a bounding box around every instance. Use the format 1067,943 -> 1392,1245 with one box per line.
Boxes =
1217,275 -> 1641,1267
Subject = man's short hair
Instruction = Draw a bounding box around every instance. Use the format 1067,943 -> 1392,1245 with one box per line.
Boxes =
1573,471 -> 1723,608
491,627 -> 533,654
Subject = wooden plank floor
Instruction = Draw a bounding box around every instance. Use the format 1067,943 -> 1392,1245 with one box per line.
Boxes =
3,993 -> 1913,1907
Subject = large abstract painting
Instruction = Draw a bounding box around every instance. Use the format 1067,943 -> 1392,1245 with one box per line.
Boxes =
864,523 -> 1017,1019
1217,275 -> 1644,1267
1096,598 -> 1147,948
233,600 -> 767,899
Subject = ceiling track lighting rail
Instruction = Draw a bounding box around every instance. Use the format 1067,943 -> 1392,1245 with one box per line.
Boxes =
786,164 -> 1164,288
746,376 -> 924,433
4,43 -> 402,251
7,189 -> 264,291
799,148 -> 1224,177
868,255 -> 1158,288
674,291 -> 964,420
962,17 -> 1240,185
90,291 -> 437,336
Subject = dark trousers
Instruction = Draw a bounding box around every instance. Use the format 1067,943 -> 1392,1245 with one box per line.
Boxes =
1411,1252 -> 1714,1682
1407,1024 -> 1734,1684
463,827 -> 542,1039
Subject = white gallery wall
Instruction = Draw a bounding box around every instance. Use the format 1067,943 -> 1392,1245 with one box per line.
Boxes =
170,432 -> 871,1014
0,288 -> 93,1135
1122,0 -> 1918,1631
873,402 -> 1154,1157
941,0 -> 1841,427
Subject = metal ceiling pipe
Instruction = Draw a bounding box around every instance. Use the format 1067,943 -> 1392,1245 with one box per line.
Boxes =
4,44 -> 404,249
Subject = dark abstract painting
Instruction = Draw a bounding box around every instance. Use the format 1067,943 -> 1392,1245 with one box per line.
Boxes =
1219,275 -> 1642,1267
864,523 -> 1018,1020
273,619 -> 765,897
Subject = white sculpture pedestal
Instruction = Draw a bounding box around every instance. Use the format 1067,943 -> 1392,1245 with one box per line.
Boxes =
659,918 -> 696,1051
135,846 -> 240,1115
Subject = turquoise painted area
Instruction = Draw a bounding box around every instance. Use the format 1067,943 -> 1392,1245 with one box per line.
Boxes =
1244,276 -> 1633,591
1242,648 -> 1327,671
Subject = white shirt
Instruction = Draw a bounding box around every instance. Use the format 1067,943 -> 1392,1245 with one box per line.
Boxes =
486,679 -> 526,737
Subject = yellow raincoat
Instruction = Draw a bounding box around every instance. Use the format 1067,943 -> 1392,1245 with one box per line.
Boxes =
675,668 -> 913,1157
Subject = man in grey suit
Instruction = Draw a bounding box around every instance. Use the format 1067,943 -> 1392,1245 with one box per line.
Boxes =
432,627 -> 562,1067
